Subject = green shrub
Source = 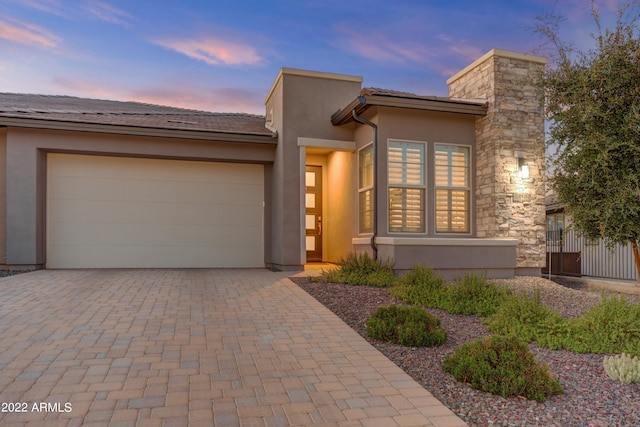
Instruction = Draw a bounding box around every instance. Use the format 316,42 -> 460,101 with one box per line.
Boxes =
485,290 -> 568,346
443,335 -> 563,402
445,274 -> 511,317
366,305 -> 447,347
393,264 -> 640,357
324,252 -> 396,287
562,294 -> 640,356
603,353 -> 640,384
391,265 -> 447,307
393,268 -> 509,317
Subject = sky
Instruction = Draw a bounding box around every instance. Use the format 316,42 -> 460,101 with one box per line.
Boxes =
0,0 -> 630,115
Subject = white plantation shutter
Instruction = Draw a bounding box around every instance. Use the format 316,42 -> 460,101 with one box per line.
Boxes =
359,145 -> 374,234
388,142 -> 423,185
388,141 -> 425,233
435,144 -> 470,233
359,188 -> 374,233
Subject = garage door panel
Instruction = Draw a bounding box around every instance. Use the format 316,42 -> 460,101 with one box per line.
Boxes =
46,245 -> 263,269
47,154 -> 264,268
55,156 -> 263,183
49,199 -> 263,226
50,176 -> 263,206
49,222 -> 263,247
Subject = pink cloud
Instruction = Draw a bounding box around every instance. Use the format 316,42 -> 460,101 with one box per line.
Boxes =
51,76 -> 116,98
82,0 -> 134,27
436,34 -> 483,62
51,76 -> 264,114
338,27 -> 435,65
10,0 -> 66,17
153,36 -> 264,67
0,19 -> 60,49
338,26 -> 484,76
130,87 -> 264,114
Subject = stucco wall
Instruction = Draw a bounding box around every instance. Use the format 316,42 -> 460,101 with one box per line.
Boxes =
375,107 -> 477,238
326,150 -> 356,262
0,128 -> 6,266
4,127 -> 275,267
265,69 -> 362,269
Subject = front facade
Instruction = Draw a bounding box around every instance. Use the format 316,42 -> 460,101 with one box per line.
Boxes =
0,49 -> 547,278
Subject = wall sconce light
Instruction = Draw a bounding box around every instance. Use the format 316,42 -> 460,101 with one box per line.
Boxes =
515,150 -> 529,179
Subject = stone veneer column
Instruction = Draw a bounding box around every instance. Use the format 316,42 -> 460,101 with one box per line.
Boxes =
447,49 -> 547,274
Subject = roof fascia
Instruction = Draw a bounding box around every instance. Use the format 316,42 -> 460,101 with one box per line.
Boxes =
0,117 -> 277,144
332,94 -> 487,125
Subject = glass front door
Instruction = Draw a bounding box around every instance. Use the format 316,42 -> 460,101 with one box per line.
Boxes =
305,165 -> 322,262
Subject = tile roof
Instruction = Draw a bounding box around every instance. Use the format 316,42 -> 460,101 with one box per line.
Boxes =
360,87 -> 486,104
0,93 -> 273,136
360,87 -> 427,98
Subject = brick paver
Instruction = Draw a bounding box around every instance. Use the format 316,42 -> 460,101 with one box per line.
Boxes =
0,269 -> 466,426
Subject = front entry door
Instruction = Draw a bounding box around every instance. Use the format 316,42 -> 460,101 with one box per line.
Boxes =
305,166 -> 322,262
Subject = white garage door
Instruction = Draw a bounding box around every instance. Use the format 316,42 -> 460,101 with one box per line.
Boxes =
47,153 -> 264,268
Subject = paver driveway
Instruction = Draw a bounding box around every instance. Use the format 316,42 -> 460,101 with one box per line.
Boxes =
0,269 -> 465,427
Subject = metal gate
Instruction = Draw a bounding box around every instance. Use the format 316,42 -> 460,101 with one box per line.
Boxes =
543,228 -> 581,276
543,227 -> 638,281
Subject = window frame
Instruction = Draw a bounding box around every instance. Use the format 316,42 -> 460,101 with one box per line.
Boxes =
358,143 -> 374,235
547,213 -> 564,243
433,142 -> 472,235
387,139 -> 427,235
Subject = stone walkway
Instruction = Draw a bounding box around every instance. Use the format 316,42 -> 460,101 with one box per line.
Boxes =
0,269 -> 466,426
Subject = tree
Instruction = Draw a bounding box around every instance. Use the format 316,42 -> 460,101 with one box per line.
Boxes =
536,2 -> 640,283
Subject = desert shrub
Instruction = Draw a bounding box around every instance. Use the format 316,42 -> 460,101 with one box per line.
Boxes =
366,305 -> 446,347
393,268 -> 509,317
603,353 -> 640,384
391,265 -> 448,307
443,335 -> 563,402
324,252 -> 396,287
486,292 -> 640,356
562,294 -> 640,356
444,273 -> 511,317
485,290 -> 568,347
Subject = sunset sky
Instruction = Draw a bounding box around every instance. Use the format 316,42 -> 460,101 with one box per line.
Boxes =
0,0 -> 627,114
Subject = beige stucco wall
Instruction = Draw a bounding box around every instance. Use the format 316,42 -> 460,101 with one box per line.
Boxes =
326,150 -> 356,262
0,128 -> 6,266
4,127 -> 275,267
351,107 -> 477,241
375,107 -> 477,238
265,69 -> 362,269
354,237 -> 517,279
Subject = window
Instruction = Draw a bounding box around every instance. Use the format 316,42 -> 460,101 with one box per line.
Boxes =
388,141 -> 425,233
435,144 -> 470,233
547,214 -> 564,242
358,144 -> 374,234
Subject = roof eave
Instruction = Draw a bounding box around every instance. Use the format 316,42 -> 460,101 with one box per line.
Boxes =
0,116 -> 277,144
332,94 -> 488,125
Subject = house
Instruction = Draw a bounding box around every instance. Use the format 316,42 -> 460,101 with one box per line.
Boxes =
0,48 -> 547,278
545,197 -> 639,281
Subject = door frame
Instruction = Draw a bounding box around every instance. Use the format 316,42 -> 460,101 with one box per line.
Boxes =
305,165 -> 323,262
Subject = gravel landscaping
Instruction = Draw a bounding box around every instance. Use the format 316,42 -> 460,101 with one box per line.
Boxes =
292,275 -> 640,427
0,269 -> 35,278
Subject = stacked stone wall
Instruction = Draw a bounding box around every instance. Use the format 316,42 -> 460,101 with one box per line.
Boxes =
448,51 -> 546,270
